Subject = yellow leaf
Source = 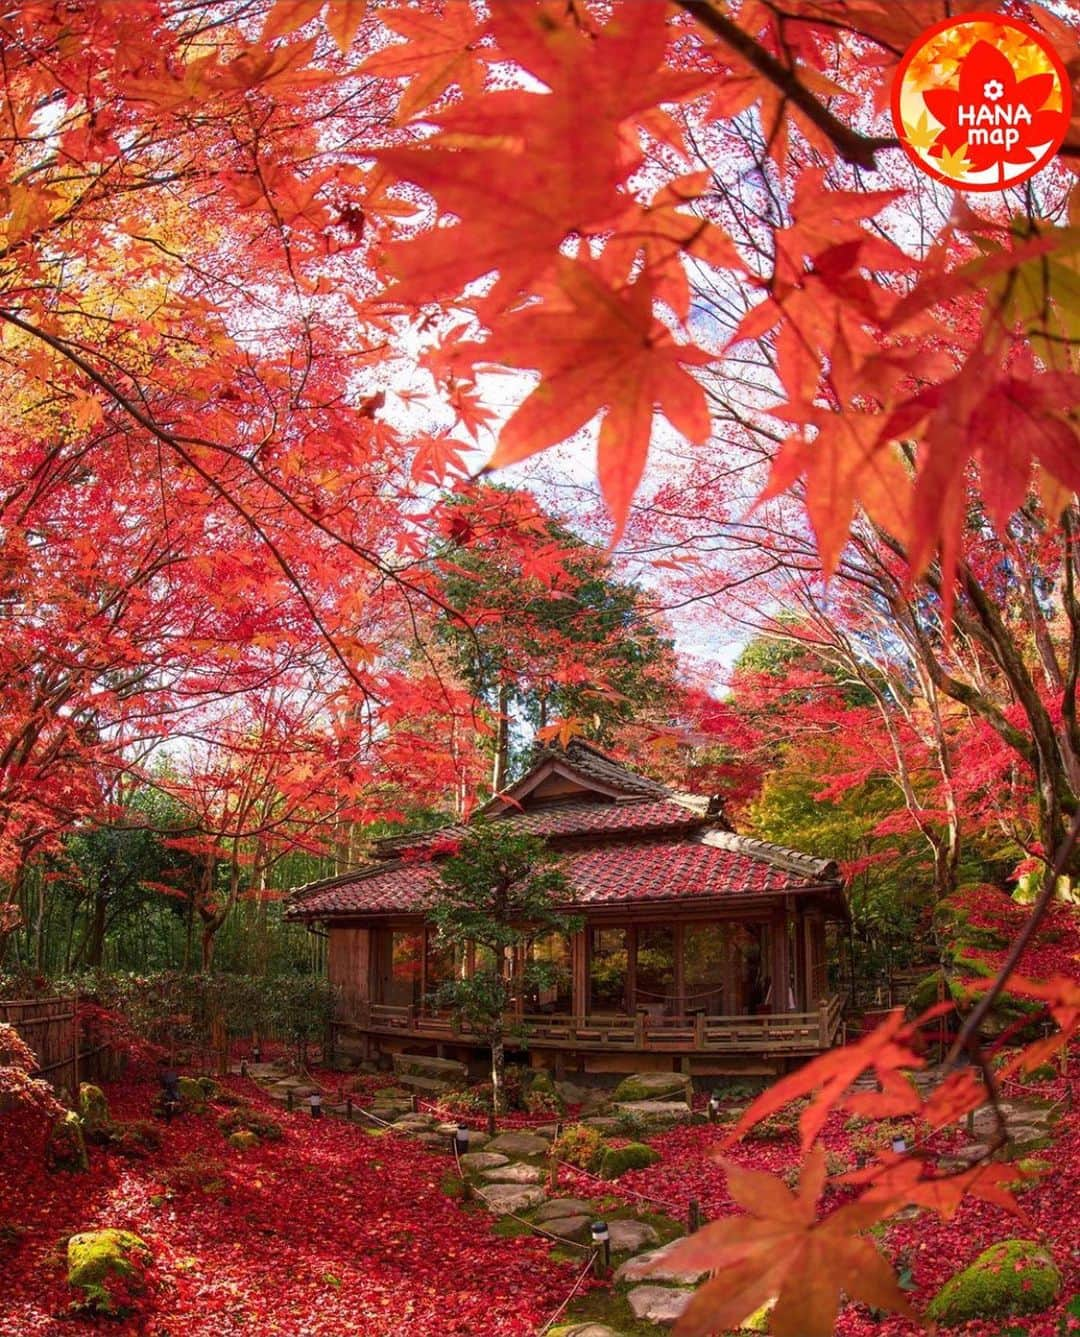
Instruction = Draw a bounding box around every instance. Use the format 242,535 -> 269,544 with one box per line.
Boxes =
902,110 -> 939,152
938,143 -> 972,180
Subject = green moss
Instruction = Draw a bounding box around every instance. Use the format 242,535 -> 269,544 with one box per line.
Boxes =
598,1142 -> 660,1180
46,1111 -> 88,1173
195,1075 -> 220,1099
552,1123 -> 605,1171
77,1084 -> 110,1140
525,1070 -> 565,1115
612,1073 -> 690,1104
440,1171 -> 467,1199
176,1076 -> 207,1110
66,1228 -> 151,1315
218,1106 -> 283,1141
926,1239 -> 1061,1323
905,971 -> 947,1017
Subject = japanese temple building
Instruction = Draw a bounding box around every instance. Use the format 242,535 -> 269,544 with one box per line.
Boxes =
286,740 -> 848,1077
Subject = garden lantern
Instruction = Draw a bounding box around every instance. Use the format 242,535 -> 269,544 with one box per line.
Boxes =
252,1043 -> 261,1064
310,1092 -> 323,1119
707,1092 -> 721,1123
453,1125 -> 470,1158
590,1220 -> 611,1276
159,1068 -> 181,1123
891,1136 -> 907,1154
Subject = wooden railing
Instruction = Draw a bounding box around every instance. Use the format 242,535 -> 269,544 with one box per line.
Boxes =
342,995 -> 845,1055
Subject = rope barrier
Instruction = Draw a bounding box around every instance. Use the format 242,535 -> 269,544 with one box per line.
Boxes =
535,1251 -> 600,1337
555,1159 -> 683,1215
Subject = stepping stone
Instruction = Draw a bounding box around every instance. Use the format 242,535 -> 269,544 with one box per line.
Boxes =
581,1117 -> 621,1134
608,1219 -> 660,1253
562,1327 -> 625,1337
486,1132 -> 552,1159
476,1183 -> 547,1215
459,1152 -> 508,1173
415,1131 -> 451,1150
481,1162 -> 543,1184
616,1240 -> 710,1285
541,1214 -> 591,1243
395,1073 -> 460,1096
460,1130 -> 489,1151
627,1286 -> 693,1325
392,1115 -> 436,1130
535,1198 -> 592,1222
614,1100 -> 696,1128
436,1122 -> 461,1135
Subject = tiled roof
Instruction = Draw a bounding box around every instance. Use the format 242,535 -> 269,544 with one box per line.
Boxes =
287,830 -> 839,920
373,796 -> 704,858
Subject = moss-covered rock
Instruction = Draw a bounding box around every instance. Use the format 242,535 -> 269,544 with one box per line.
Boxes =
46,1110 -> 88,1172
67,1228 -> 152,1315
194,1075 -> 220,1100
111,1119 -> 162,1160
227,1129 -> 259,1150
598,1142 -> 660,1180
905,970 -> 947,1017
218,1105 -> 283,1142
612,1072 -> 691,1105
525,1070 -> 565,1116
176,1076 -> 207,1111
77,1084 -> 111,1143
926,1239 -> 1061,1323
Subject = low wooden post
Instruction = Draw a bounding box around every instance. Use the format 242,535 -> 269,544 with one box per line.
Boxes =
287,1088 -> 294,1112
818,998 -> 830,1048
634,1012 -> 645,1049
694,1011 -> 706,1050
549,1153 -> 559,1190
346,1096 -> 353,1122
688,1199 -> 702,1233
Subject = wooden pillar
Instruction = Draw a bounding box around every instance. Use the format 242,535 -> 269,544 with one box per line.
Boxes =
673,921 -> 685,1017
571,927 -> 587,1021
626,925 -> 637,1013
771,909 -> 789,1013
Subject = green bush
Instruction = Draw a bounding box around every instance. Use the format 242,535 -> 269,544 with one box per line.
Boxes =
67,1229 -> 152,1316
524,1070 -> 564,1116
598,1142 -> 660,1179
927,1240 -> 1061,1322
551,1123 -> 605,1171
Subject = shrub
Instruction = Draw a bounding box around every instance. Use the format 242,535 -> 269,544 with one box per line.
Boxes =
110,1119 -> 162,1160
551,1123 -> 605,1171
524,1070 -> 564,1116
598,1142 -> 660,1179
46,1111 -> 88,1172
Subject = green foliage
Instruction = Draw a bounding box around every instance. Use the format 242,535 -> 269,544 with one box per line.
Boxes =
524,1070 -> 565,1116
551,1123 -> 605,1171
927,1240 -> 1061,1323
598,1142 -> 660,1179
46,1111 -> 88,1173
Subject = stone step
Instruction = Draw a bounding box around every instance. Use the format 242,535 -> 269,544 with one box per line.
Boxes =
394,1072 -> 457,1095
392,1052 -> 468,1084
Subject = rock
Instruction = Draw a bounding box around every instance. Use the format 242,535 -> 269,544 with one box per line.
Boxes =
481,1162 -> 544,1184
613,1072 -> 693,1105
554,1080 -> 590,1105
476,1183 -> 547,1215
581,1117 -> 621,1134
607,1219 -> 660,1253
614,1100 -> 696,1129
598,1142 -> 661,1179
626,1285 -> 693,1325
436,1122 -> 461,1136
525,1070 -> 566,1115
228,1129 -> 259,1150
46,1110 -> 88,1173
177,1075 -> 209,1109
67,1228 -> 152,1315
559,1326 -> 625,1337
486,1131 -> 552,1159
616,1240 -> 710,1286
459,1152 -> 509,1173
460,1130 -> 489,1151
535,1198 -> 593,1222
391,1053 -> 467,1094
542,1214 -> 591,1243
392,1114 -> 436,1130
194,1075 -> 220,1100
927,1239 -> 1061,1323
78,1084 -> 111,1141
415,1131 -> 452,1150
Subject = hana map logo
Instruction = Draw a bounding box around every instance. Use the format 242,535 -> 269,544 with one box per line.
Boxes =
892,12 -> 1071,191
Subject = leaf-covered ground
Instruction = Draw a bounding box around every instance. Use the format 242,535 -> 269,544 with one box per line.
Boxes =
0,1074 -> 576,1336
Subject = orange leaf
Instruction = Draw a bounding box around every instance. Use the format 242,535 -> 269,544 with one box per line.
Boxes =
324,0 -> 368,53
654,1148 -> 916,1337
360,4 -> 484,118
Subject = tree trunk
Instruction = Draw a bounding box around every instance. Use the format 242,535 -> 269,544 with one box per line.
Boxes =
490,1030 -> 507,1115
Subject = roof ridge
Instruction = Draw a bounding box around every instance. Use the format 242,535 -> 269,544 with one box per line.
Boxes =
696,828 -> 838,880
287,858 -> 405,903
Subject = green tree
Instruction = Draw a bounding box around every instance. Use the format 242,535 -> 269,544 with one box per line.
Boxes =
428,821 -> 577,1113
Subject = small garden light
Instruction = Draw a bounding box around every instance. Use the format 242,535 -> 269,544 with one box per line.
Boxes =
707,1092 -> 721,1123
453,1125 -> 470,1158
891,1135 -> 907,1154
310,1092 -> 323,1119
590,1220 -> 611,1277
252,1043 -> 261,1064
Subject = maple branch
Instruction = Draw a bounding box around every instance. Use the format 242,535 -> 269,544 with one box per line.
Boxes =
945,805 -> 1080,1068
673,0 -> 899,170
